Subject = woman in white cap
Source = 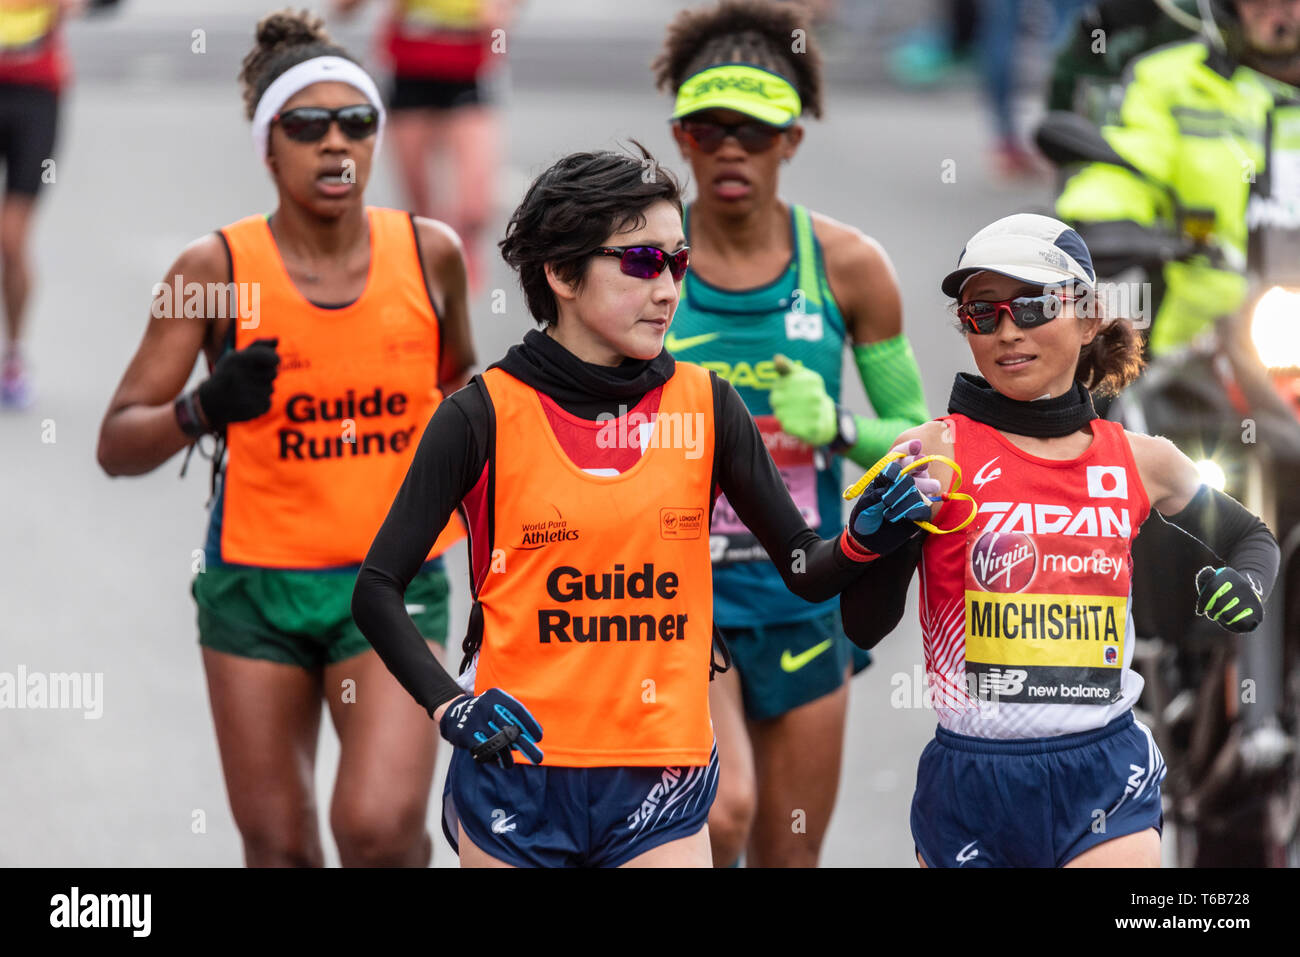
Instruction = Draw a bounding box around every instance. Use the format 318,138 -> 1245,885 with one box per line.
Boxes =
97,9 -> 474,866
838,213 -> 1280,866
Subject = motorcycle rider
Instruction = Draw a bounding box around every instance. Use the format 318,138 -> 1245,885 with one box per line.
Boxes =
1054,0 -> 1300,356
1047,0 -> 1199,124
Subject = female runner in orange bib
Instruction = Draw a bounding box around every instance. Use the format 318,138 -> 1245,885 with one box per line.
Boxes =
351,144 -> 909,867
97,10 -> 474,866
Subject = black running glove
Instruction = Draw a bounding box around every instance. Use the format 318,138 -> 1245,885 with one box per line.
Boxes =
1195,566 -> 1265,633
846,459 -> 935,558
440,688 -> 545,768
196,337 -> 280,429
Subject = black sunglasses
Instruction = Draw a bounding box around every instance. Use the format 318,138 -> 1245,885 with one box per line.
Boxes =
273,105 -> 379,143
679,119 -> 783,154
593,245 -> 690,281
956,293 -> 1075,335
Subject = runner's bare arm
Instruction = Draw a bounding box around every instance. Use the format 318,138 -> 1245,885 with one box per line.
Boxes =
97,234 -> 230,476
815,215 -> 902,345
1126,431 -> 1202,515
414,216 -> 476,393
815,214 -> 929,463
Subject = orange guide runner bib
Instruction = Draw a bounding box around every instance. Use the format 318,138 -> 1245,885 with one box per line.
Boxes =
474,364 -> 717,767
219,207 -> 464,568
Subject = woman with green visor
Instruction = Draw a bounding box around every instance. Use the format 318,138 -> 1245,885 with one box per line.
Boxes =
652,0 -> 929,867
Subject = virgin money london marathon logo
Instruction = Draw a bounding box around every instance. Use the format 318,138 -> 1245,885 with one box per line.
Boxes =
970,531 -> 1037,593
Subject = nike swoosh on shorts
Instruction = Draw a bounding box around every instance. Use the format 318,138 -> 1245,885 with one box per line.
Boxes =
780,638 -> 835,673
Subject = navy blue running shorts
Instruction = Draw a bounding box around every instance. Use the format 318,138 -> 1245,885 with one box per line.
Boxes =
442,743 -> 720,867
911,710 -> 1166,868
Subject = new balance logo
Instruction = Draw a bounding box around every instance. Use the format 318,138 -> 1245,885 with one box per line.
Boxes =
977,668 -> 1027,698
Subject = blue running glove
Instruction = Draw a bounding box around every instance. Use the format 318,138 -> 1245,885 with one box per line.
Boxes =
1195,566 -> 1264,633
440,688 -> 544,767
847,459 -> 935,557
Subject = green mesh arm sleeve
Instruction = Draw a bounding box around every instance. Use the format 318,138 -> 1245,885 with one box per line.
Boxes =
844,334 -> 930,468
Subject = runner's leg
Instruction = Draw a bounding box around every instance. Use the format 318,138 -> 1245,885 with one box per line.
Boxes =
325,643 -> 442,867
458,822 -> 517,868
388,108 -> 441,221
1063,827 -> 1160,867
619,826 -> 713,867
201,647 -> 326,867
745,665 -> 851,867
444,104 -> 497,292
1,194 -> 35,349
705,664 -> 756,867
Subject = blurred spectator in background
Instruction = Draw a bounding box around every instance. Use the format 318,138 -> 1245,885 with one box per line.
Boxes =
889,0 -> 978,87
0,0 -> 115,409
887,0 -> 1091,179
334,0 -> 521,293
0,0 -> 79,408
978,0 -> 1090,177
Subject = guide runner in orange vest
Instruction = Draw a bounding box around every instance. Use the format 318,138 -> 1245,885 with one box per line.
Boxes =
97,10 -> 473,867
351,143 -> 909,867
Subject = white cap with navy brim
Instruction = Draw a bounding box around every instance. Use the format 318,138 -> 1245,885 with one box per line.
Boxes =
941,213 -> 1097,299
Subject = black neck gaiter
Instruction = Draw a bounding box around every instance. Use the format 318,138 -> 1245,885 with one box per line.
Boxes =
947,372 -> 1097,438
491,328 -> 676,415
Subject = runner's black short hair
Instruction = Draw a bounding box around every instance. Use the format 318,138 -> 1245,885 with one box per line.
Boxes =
499,142 -> 683,327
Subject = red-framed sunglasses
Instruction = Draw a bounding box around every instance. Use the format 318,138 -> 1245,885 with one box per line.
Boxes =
956,292 -> 1076,335
593,245 -> 690,281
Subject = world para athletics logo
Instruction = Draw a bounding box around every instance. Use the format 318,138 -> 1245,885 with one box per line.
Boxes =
970,531 -> 1037,593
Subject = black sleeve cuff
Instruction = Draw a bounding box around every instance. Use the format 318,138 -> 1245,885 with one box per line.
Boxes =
1161,485 -> 1281,599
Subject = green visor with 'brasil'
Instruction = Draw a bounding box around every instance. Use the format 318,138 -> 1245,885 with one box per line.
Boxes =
671,63 -> 802,129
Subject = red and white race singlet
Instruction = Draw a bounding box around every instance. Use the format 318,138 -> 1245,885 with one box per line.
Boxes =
918,414 -> 1151,738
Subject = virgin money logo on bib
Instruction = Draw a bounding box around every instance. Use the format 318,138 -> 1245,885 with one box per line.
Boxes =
970,531 -> 1037,593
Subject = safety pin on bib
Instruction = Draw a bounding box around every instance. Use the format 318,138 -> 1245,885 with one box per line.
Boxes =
841,450 -> 978,535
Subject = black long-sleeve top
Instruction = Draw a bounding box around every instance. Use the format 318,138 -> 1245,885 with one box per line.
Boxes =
841,464 -> 1282,649
352,329 -> 872,718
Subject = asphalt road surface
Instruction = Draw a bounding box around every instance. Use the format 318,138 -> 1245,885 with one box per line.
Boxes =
1,3 -> 1119,867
